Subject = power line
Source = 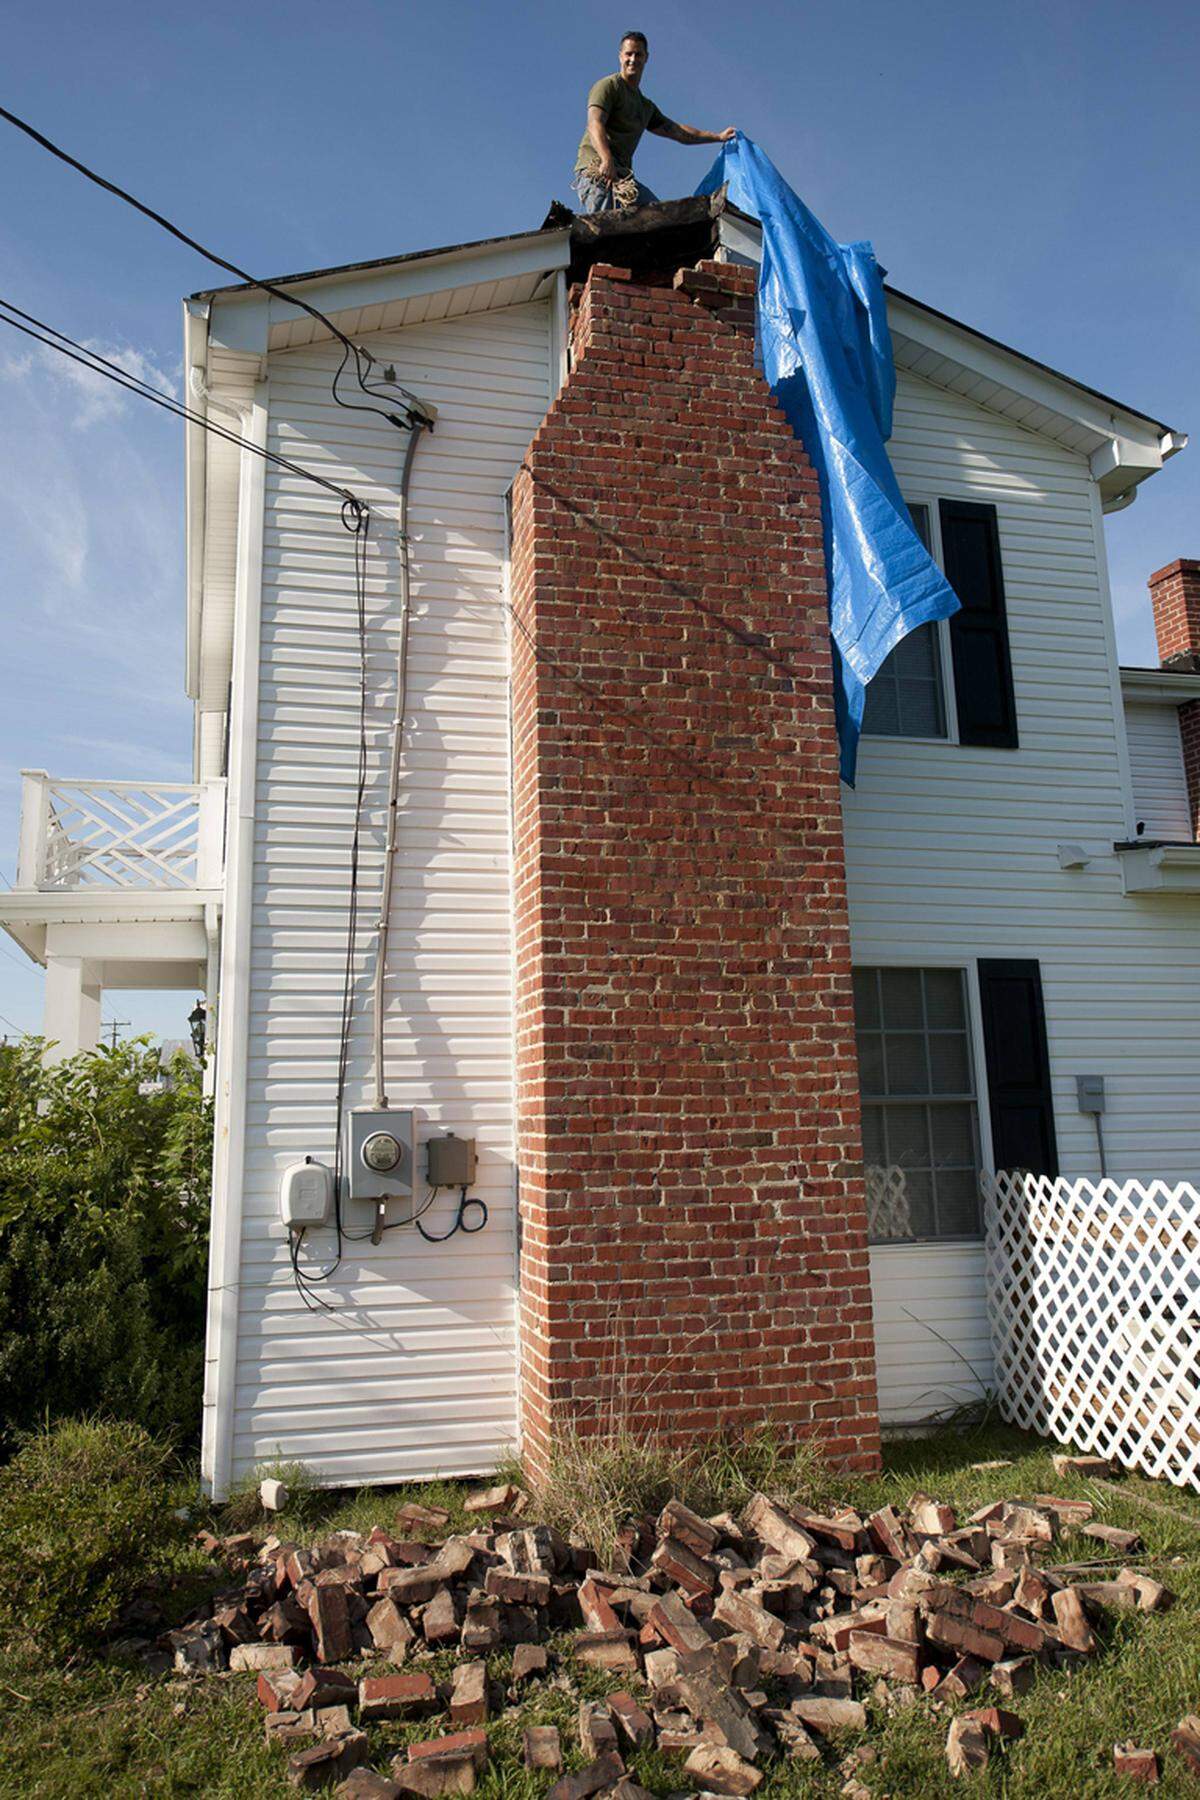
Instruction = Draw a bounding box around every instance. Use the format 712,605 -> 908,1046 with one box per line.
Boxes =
0,103 -> 443,1291
0,103 -> 360,351
0,298 -> 363,513
0,942 -> 38,977
0,104 -> 434,435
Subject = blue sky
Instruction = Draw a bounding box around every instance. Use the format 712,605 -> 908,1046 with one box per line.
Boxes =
1,0 -> 1197,1039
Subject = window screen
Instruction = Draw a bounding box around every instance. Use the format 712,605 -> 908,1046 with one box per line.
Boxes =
852,966 -> 982,1242
862,505 -> 948,740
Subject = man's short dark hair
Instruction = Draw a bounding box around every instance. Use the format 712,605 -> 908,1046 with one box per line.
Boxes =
620,30 -> 648,49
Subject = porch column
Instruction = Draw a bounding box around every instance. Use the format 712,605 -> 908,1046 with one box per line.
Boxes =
42,956 -> 102,1061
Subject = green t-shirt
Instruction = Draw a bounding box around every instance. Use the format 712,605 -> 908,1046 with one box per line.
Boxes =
575,73 -> 666,175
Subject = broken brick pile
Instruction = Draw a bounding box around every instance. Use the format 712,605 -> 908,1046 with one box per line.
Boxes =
156,1470 -> 1182,1793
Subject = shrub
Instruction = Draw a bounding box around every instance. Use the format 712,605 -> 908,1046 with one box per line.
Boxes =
0,1038 -> 212,1452
0,1418 -> 181,1656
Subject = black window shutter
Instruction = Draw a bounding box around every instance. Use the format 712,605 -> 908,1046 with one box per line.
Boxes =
977,959 -> 1058,1176
940,499 -> 1018,748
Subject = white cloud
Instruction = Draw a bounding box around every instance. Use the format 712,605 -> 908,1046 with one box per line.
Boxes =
0,451 -> 90,588
0,335 -> 179,429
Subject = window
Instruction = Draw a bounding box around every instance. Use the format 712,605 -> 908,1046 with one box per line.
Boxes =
862,504 -> 949,741
852,966 -> 982,1243
862,498 -> 1019,748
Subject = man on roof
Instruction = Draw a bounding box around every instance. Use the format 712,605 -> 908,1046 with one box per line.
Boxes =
573,31 -> 736,214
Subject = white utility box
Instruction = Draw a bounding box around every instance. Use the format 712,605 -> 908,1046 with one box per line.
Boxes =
280,1157 -> 334,1229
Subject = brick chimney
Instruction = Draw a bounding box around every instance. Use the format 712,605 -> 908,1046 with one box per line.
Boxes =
1148,558 -> 1200,839
509,259 -> 880,1480
1149,559 -> 1200,672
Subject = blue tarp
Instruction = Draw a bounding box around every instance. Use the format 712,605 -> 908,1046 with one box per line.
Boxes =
696,135 -> 960,784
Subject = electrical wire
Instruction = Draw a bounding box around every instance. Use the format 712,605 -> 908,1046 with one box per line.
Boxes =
416,1185 -> 488,1243
0,105 -> 434,434
0,942 -> 38,977
0,104 -> 472,1291
331,510 -> 373,1252
1094,1111 -> 1109,1179
0,298 -> 362,510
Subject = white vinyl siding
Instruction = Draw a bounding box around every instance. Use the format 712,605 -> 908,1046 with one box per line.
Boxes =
226,302 -> 552,1485
870,1243 -> 992,1424
852,368 -> 1200,1424
1125,701 -> 1192,841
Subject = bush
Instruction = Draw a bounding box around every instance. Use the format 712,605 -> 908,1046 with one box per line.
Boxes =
0,1418 -> 181,1656
0,1039 -> 212,1452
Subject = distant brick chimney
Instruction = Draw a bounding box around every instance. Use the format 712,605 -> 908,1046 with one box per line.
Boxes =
509,259 -> 880,1480
1148,559 -> 1200,840
1149,558 -> 1200,672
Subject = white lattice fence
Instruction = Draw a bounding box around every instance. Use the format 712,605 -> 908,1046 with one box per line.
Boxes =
985,1171 -> 1200,1490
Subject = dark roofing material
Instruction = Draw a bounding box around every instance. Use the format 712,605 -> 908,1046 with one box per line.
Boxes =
191,200 -> 1179,439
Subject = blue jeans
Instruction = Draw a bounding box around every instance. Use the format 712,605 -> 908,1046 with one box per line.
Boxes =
571,171 -> 659,213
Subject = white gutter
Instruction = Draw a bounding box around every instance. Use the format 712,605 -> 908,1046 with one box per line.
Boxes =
1092,431 -> 1189,511
201,381 -> 267,1500
1120,666 -> 1200,703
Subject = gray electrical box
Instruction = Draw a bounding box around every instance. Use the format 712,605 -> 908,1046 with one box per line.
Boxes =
427,1132 -> 477,1188
1076,1075 -> 1106,1114
347,1106 -> 415,1203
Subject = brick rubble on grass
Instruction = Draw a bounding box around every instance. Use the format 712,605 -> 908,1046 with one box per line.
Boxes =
152,1474 -> 1183,1795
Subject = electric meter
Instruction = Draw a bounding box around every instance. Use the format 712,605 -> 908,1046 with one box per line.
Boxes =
363,1131 -> 404,1174
347,1106 -> 414,1203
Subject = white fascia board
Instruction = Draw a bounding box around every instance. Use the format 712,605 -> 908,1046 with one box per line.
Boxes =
207,231 -> 572,350
1119,844 -> 1200,893
0,891 -> 221,931
184,300 -> 209,703
714,212 -> 1181,491
886,290 -> 1170,463
1120,666 -> 1200,703
44,919 -> 207,956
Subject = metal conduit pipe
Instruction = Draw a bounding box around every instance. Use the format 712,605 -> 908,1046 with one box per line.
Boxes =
372,418 -> 429,1110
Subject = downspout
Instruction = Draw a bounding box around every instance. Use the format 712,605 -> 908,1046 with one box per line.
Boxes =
201,382 -> 267,1499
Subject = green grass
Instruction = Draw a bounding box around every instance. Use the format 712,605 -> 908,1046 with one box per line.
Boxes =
3,1426 -> 1200,1797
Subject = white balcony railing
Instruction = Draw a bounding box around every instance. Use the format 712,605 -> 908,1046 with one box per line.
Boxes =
16,771 -> 225,893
